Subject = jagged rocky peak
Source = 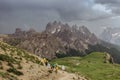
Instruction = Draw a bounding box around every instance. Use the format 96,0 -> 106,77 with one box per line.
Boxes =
79,26 -> 91,35
45,21 -> 98,43
13,27 -> 37,37
100,27 -> 120,45
15,27 -> 36,33
45,21 -> 98,48
15,28 -> 22,34
46,21 -> 91,34
45,21 -> 71,34
14,28 -> 25,37
28,28 -> 36,33
71,25 -> 79,32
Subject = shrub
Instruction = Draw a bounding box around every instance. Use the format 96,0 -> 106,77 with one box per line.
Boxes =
0,71 -> 19,80
0,54 -> 15,62
0,66 -> 3,69
0,54 -> 18,64
7,62 -> 14,68
7,68 -> 23,76
17,64 -> 22,69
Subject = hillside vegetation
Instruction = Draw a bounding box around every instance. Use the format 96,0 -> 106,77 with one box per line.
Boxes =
51,52 -> 120,80
0,41 -> 87,80
0,41 -> 56,80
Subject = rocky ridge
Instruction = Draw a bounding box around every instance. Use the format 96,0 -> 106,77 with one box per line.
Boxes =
3,21 -> 98,59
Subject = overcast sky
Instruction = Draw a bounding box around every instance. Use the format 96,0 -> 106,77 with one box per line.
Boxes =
0,0 -> 120,35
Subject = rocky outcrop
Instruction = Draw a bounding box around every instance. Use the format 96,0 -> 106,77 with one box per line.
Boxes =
104,52 -> 114,64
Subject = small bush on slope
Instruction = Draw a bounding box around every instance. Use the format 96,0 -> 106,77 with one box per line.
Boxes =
7,68 -> 23,76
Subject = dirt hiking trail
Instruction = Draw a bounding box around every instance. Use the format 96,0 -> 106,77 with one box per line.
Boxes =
41,70 -> 87,80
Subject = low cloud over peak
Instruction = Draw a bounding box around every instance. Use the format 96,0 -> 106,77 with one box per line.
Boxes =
0,0 -> 120,35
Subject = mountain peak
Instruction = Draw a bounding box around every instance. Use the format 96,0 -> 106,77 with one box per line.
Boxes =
100,27 -> 120,45
45,21 -> 70,34
45,21 -> 91,35
45,21 -> 98,51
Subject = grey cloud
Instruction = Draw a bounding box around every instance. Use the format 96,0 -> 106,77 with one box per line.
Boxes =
95,0 -> 120,4
0,0 -> 119,34
0,0 -> 112,21
95,0 -> 120,15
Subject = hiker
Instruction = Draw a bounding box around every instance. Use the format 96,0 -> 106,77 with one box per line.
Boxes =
62,65 -> 65,71
50,63 -> 58,73
47,63 -> 51,69
61,65 -> 65,73
48,63 -> 53,73
48,64 -> 55,73
43,58 -> 48,66
40,58 -> 45,66
55,64 -> 59,73
51,64 -> 55,70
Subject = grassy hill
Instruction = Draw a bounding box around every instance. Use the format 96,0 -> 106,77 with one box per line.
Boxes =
0,41 -> 51,80
51,52 -> 120,80
0,41 -> 87,80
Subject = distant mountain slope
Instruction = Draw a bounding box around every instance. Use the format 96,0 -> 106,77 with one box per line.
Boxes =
51,52 -> 120,80
100,27 -> 120,45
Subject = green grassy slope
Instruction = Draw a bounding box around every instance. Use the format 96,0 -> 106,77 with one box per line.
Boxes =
51,52 -> 120,80
0,41 -> 88,80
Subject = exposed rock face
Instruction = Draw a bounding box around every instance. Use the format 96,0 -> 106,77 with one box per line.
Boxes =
104,52 -> 114,64
45,21 -> 98,50
100,27 -> 120,45
4,29 -> 66,59
17,32 -> 66,59
3,21 -> 98,59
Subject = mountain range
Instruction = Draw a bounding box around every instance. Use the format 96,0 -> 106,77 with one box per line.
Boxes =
1,21 -> 120,63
